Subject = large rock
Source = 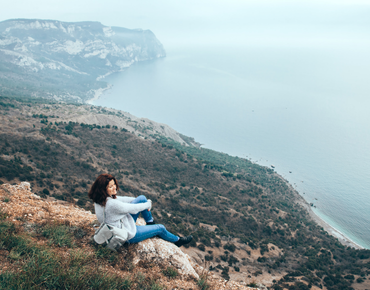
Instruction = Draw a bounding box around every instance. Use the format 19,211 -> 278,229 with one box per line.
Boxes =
134,237 -> 199,279
130,218 -> 199,279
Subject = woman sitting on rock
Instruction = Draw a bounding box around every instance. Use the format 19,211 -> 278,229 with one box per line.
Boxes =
88,173 -> 192,247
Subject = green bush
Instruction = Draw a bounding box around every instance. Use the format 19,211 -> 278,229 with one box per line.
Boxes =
357,277 -> 365,283
223,243 -> 236,252
205,254 -> 213,261
162,266 -> 178,279
197,273 -> 210,290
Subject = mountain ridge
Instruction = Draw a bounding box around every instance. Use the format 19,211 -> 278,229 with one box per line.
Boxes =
0,18 -> 165,102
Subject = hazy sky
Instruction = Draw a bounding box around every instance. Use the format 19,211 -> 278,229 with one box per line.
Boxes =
1,0 -> 370,48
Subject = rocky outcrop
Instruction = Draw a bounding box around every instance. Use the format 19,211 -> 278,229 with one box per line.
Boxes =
0,182 -> 95,226
0,19 -> 165,102
0,182 -> 198,278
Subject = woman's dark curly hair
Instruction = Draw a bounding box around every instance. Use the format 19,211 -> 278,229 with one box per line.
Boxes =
88,173 -> 118,206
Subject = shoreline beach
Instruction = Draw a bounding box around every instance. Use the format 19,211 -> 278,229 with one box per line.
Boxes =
306,206 -> 364,250
282,175 -> 365,250
86,84 -> 112,104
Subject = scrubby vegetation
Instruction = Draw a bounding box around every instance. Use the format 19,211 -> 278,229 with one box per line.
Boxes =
0,215 -> 168,289
1,96 -> 370,289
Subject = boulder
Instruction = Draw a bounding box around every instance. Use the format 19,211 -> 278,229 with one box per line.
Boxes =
128,218 -> 199,279
133,237 -> 199,279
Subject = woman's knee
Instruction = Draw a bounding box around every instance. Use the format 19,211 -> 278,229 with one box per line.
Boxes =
136,195 -> 147,203
157,224 -> 166,233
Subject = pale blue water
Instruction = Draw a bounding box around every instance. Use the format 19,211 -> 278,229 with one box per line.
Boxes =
92,45 -> 370,249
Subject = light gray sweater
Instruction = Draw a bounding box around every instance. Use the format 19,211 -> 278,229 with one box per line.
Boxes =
94,196 -> 152,240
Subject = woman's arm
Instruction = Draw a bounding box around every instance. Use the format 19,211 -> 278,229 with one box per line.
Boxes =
116,196 -> 136,203
107,198 -> 151,216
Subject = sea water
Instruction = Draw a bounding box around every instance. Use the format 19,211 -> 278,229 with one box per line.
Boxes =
92,44 -> 370,249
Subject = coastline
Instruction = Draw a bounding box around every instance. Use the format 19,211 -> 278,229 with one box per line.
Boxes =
281,175 -> 365,250
86,84 -> 112,104
306,206 -> 364,250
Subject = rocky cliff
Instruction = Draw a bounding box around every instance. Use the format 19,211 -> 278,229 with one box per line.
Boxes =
0,19 -> 165,102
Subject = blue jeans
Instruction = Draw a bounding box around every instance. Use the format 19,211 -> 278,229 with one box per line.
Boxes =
128,195 -> 179,244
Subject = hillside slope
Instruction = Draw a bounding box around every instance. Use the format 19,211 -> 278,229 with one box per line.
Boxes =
0,97 -> 370,289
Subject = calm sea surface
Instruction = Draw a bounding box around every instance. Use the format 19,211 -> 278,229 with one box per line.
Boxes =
92,44 -> 370,249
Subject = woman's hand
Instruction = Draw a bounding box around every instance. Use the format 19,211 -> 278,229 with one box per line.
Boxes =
147,199 -> 152,211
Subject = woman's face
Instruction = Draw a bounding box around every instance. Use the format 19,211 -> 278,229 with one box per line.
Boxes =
106,179 -> 117,196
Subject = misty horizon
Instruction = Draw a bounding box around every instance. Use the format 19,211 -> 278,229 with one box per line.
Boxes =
1,1 -> 370,49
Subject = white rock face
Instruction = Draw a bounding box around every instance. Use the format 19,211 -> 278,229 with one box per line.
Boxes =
0,19 -> 166,101
103,27 -> 115,37
0,19 -> 165,76
56,40 -> 85,55
20,182 -> 31,191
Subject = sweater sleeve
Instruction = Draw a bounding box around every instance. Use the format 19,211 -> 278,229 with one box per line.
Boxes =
106,198 -> 151,216
116,196 -> 136,203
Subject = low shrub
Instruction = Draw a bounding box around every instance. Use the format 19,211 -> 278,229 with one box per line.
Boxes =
162,266 -> 178,279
